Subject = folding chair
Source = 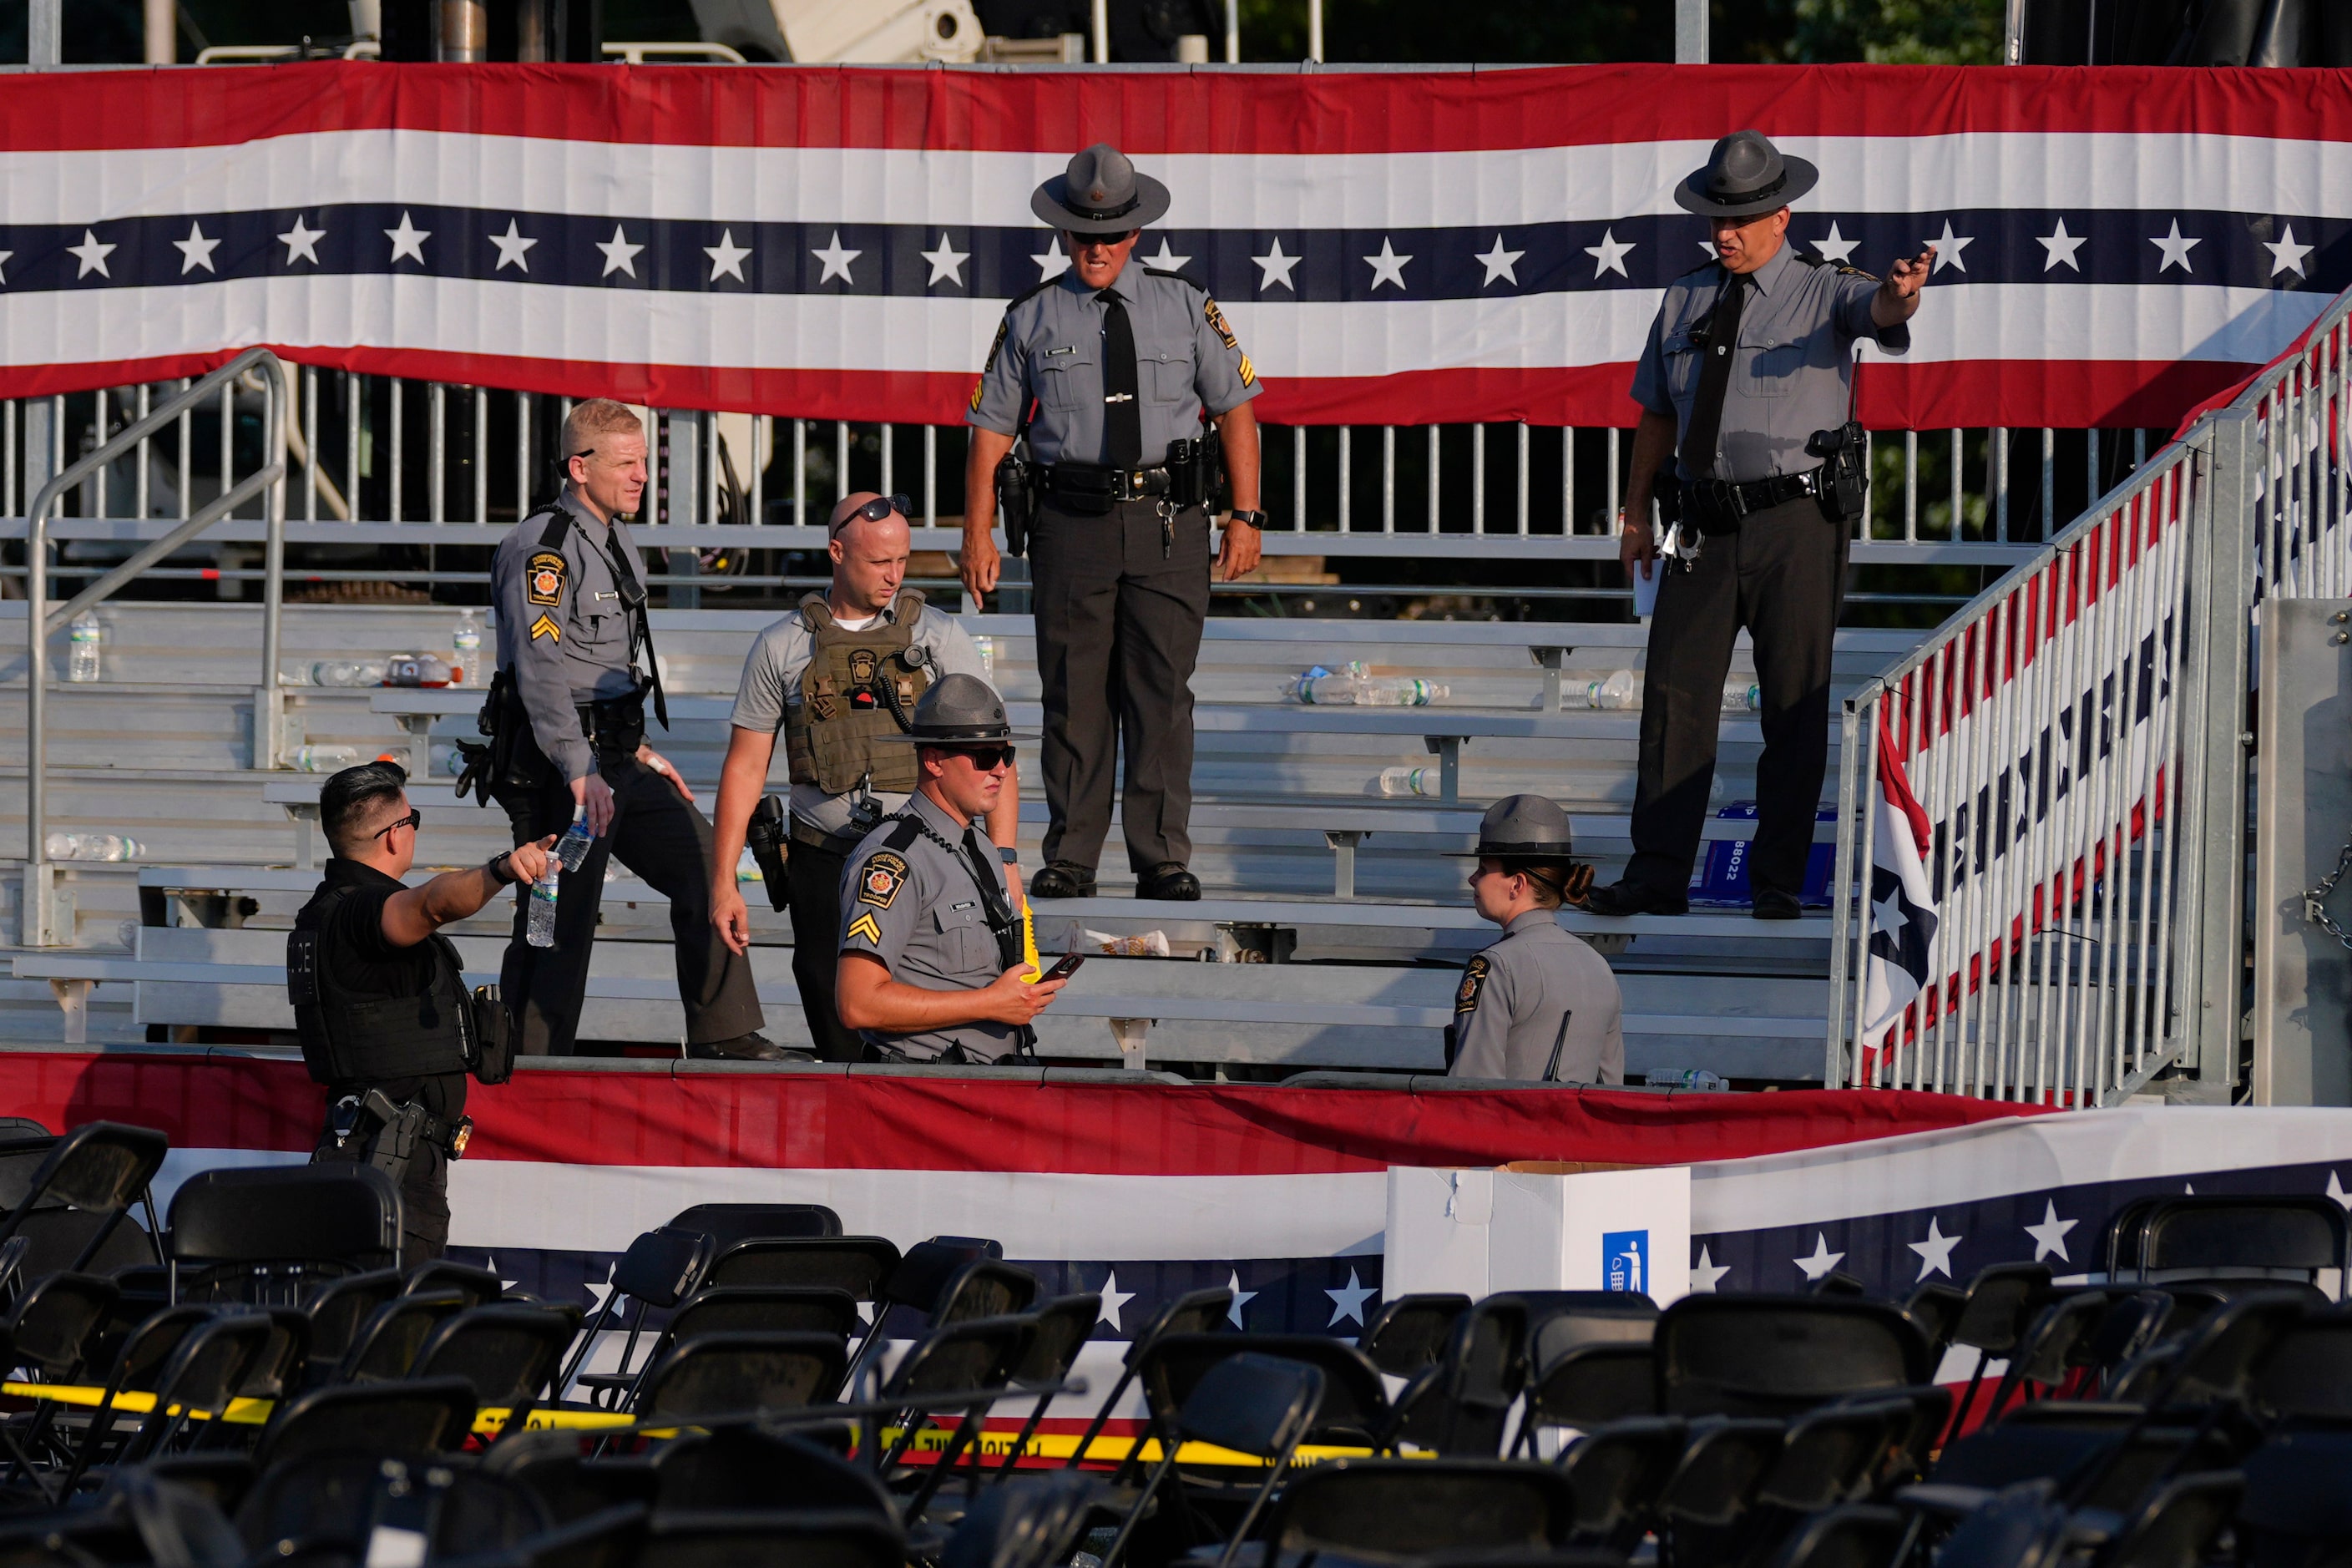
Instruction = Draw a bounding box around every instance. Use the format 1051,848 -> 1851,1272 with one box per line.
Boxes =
873,1315 -> 1039,1516
701,1236 -> 902,1297
300,1267 -> 404,1376
252,1376 -> 479,1468
0,1272 -> 121,1491
1755,1399 -> 1916,1512
335,1289 -> 471,1383
553,1226 -> 716,1404
1060,1286 -> 1230,1473
1262,1457 -> 1579,1560
1512,1294 -> 1659,1454
648,1426 -> 895,1518
1649,1414 -> 1788,1568
235,1444 -> 551,1565
479,1427 -> 661,1527
59,1309 -> 276,1495
1980,1291 -> 2111,1414
989,1293 -> 1102,1478
1360,1293 -> 1472,1377
1936,1263 -> 2052,1439
2245,1307 -> 2352,1428
1099,1353 -> 1324,1568
1763,1503 -> 1909,1568
1392,1295 -> 1534,1457
634,1507 -> 904,1568
169,1165 -> 402,1306
943,1472 -> 1104,1568
27,1303 -> 213,1498
1903,1283 -> 1968,1362
1555,1415 -> 1689,1550
0,1121 -> 168,1277
666,1201 -> 842,1246
411,1303 -> 583,1436
407,1259 -> 506,1308
1130,1332 -> 1391,1470
628,1331 -> 851,1428
579,1287 -> 860,1411
842,1242 -> 1037,1397
2236,1429 -> 2352,1568
1654,1296 -> 1929,1419
473,1502 -> 650,1568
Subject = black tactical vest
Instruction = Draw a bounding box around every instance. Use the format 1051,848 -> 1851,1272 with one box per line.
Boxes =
287,879 -> 476,1087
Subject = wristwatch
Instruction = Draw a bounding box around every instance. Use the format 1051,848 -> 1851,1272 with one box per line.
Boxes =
487,850 -> 519,886
1227,508 -> 1266,528
998,846 -> 1020,866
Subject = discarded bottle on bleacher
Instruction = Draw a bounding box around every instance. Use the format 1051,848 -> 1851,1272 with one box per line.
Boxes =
451,610 -> 482,688
293,744 -> 362,772
1585,670 -> 1638,710
1297,669 -> 1448,706
66,613 -> 103,683
1722,681 -> 1761,712
43,832 -> 144,862
384,654 -> 453,688
1378,766 -> 1439,797
312,660 -> 388,687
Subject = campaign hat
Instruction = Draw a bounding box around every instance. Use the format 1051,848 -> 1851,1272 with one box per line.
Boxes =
1674,129 -> 1818,218
1031,144 -> 1173,235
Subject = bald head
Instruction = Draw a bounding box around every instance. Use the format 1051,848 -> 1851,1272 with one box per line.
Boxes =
828,492 -> 911,617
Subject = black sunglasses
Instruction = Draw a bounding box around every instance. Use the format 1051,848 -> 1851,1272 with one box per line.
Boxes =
832,494 -> 913,534
372,807 -> 422,842
940,745 -> 1017,771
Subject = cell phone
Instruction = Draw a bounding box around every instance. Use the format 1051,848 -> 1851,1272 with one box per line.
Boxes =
1039,952 -> 1087,983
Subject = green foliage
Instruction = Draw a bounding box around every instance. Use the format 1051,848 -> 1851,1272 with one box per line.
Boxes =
1234,0 -> 2003,64
1716,0 -> 2005,64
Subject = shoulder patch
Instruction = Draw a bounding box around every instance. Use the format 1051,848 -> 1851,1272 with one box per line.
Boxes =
979,316 -> 1010,377
856,850 -> 909,910
526,550 -> 567,607
845,911 -> 883,946
1456,954 -> 1491,1014
528,613 -> 561,644
1203,296 -> 1240,352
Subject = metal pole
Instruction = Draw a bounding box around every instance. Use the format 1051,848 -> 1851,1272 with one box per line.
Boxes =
1674,0 -> 1707,62
1224,0 -> 1238,61
28,0 -> 60,65
1307,0 -> 1323,60
1092,0 -> 1110,61
260,362 -> 288,768
144,0 -> 175,62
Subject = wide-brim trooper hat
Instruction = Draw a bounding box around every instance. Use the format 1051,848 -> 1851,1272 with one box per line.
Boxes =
1444,794 -> 1579,860
878,672 -> 1034,747
1031,144 -> 1173,235
1673,129 -> 1818,219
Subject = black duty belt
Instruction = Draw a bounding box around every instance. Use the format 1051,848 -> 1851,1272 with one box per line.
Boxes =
1681,466 -> 1825,534
575,681 -> 648,756
1042,462 -> 1173,503
787,816 -> 862,854
417,1110 -> 472,1157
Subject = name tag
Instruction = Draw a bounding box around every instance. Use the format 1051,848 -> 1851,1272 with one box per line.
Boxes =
1044,346 -> 1078,357
950,901 -> 977,911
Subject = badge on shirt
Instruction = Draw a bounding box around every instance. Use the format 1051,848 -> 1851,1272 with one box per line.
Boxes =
857,851 -> 909,910
849,649 -> 878,686
526,550 -> 567,607
1204,297 -> 1239,351
529,613 -> 561,643
1456,954 -> 1490,1014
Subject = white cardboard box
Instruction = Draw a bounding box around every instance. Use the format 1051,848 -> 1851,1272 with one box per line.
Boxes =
1386,1165 -> 1692,1304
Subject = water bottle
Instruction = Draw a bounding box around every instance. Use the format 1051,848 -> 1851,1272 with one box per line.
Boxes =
529,810 -> 594,948
43,832 -> 144,862
1378,766 -> 1439,797
1585,670 -> 1639,710
312,659 -> 388,687
973,636 -> 996,681
294,744 -> 363,772
1355,677 -> 1448,706
557,809 -> 594,871
66,613 -> 102,683
1287,662 -> 1365,703
736,846 -> 763,883
1722,681 -> 1761,712
385,654 -> 453,688
451,611 -> 482,689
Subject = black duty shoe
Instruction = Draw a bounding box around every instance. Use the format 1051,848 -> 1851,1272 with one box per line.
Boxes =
1751,888 -> 1804,921
1583,880 -> 1689,918
1029,861 -> 1099,899
687,1033 -> 799,1063
1138,863 -> 1201,902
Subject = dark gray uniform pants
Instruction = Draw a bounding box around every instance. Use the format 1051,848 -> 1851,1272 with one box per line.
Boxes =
313,1131 -> 447,1269
497,754 -> 764,1055
784,832 -> 862,1062
1030,498 -> 1212,873
1624,495 -> 1847,901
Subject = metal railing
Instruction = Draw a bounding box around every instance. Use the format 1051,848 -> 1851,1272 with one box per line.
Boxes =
1825,281 -> 2352,1104
21,350 -> 288,947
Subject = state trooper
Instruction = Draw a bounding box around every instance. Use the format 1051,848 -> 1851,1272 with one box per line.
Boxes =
1587,130 -> 1934,922
961,142 -> 1267,904
834,675 -> 1065,1063
1447,796 -> 1626,1085
476,397 -> 773,1059
710,492 -> 1019,1061
293,762 -> 553,1266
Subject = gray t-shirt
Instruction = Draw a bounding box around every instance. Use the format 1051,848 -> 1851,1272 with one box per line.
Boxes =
727,595 -> 994,838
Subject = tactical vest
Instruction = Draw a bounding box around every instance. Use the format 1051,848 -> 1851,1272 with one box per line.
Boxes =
782,592 -> 935,797
287,881 -> 477,1087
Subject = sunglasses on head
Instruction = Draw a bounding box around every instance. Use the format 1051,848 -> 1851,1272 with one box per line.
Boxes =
832,494 -> 913,534
372,807 -> 422,842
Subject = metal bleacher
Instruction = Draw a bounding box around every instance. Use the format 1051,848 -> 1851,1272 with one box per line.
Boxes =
0,597 -> 1904,1083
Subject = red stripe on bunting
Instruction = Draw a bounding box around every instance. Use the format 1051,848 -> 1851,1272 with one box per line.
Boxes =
0,345 -> 2252,432
1,1052 -> 2041,1175
3,63 -> 2350,154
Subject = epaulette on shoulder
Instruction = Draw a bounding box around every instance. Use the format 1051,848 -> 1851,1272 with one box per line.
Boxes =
530,503 -> 571,550
1793,250 -> 1880,281
1144,265 -> 1213,295
880,815 -> 924,852
1000,277 -> 1058,315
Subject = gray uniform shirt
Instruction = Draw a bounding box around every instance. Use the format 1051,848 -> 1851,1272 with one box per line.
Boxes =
728,598 -> 996,839
1631,242 -> 1909,484
966,266 -> 1262,467
492,488 -> 647,784
837,787 -> 1020,1063
1447,911 -> 1626,1085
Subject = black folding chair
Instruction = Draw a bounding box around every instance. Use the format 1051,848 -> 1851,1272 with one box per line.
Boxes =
842,1242 -> 1037,1398
1555,1415 -> 1689,1550
1512,1294 -> 1659,1454
648,1426 -> 896,1519
1263,1457 -> 1579,1561
300,1267 -> 404,1378
1060,1286 -> 1230,1473
2244,1306 -> 2352,1428
1360,1292 -> 1471,1377
0,1271 -> 120,1489
554,1226 -> 716,1404
1655,1296 -> 1930,1419
989,1293 -> 1101,1479
666,1201 -> 842,1245
873,1315 -> 1039,1515
579,1287 -> 859,1411
407,1258 -> 506,1308
634,1507 -> 904,1568
252,1375 -> 479,1467
1755,1399 -> 1916,1512
2132,1196 -> 2350,1299
483,1501 -> 650,1568
169,1164 -> 402,1305
411,1302 -> 584,1437
1392,1295 -> 1534,1456
1935,1262 -> 2052,1439
1651,1415 -> 1787,1547
1100,1353 -> 1324,1568
1981,1291 -> 2111,1414
701,1236 -> 903,1297
2235,1429 -> 2352,1567
59,1309 -> 276,1495
0,1121 -> 168,1277
235,1444 -> 550,1565
1130,1332 -> 1391,1472
943,1472 -> 1104,1568
1763,1503 -> 1909,1568
627,1330 -> 851,1429
25,1303 -> 211,1498
336,1289 -> 471,1382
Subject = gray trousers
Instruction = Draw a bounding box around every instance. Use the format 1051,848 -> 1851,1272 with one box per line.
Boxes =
1029,498 -> 1212,873
1624,494 -> 1848,900
496,755 -> 765,1055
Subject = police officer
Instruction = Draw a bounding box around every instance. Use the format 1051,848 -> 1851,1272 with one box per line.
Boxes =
294,762 -> 554,1266
961,143 -> 1266,904
483,397 -> 773,1058
834,675 -> 1065,1063
710,492 -> 1019,1060
1587,131 -> 1935,922
1446,796 -> 1626,1084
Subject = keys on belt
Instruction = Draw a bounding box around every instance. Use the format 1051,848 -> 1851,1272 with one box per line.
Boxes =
1681,466 -> 1825,533
1043,463 -> 1173,503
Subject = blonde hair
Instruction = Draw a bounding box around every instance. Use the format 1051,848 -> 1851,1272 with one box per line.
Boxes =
561,397 -> 644,461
